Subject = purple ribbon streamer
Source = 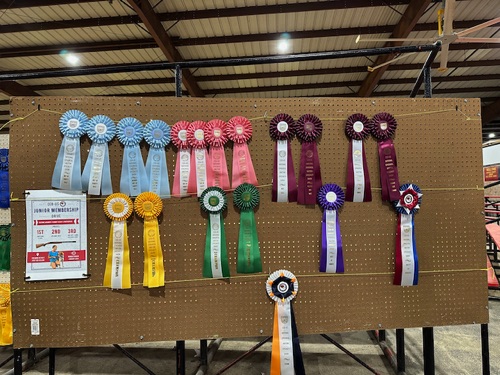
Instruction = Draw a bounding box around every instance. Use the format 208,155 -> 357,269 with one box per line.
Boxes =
297,142 -> 322,205
320,210 -> 344,273
272,141 -> 297,202
378,139 -> 400,201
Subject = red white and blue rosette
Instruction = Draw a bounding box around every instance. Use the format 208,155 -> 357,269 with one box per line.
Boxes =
392,183 -> 422,286
295,114 -> 323,205
345,113 -> 372,202
52,110 -> 88,191
226,116 -> 258,188
269,113 -> 297,203
206,119 -> 230,190
266,270 -> 305,375
144,119 -> 171,198
117,117 -> 148,197
370,112 -> 400,201
81,114 -> 115,195
317,184 -> 345,273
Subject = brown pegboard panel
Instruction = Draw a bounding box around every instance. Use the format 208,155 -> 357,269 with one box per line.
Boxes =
8,96 -> 487,348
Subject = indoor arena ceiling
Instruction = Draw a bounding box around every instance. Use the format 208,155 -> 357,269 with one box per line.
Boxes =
0,0 -> 498,142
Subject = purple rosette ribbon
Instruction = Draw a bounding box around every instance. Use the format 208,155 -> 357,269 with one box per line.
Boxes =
317,183 -> 345,273
295,114 -> 323,205
370,112 -> 400,201
269,113 -> 297,203
345,113 -> 372,202
392,183 -> 422,286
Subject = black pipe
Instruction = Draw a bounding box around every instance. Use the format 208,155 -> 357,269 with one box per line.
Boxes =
422,327 -> 435,375
175,65 -> 182,98
0,44 -> 438,81
113,344 -> 156,375
214,336 -> 271,375
321,334 -> 381,375
200,339 -> 208,366
13,349 -> 22,375
409,41 -> 441,98
481,324 -> 490,375
423,66 -> 432,98
176,340 -> 185,375
396,329 -> 405,373
48,348 -> 56,375
378,329 -> 386,342
0,353 -> 14,368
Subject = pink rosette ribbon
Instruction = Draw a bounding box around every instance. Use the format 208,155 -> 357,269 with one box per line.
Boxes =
226,116 -> 258,188
206,119 -> 230,190
370,112 -> 400,201
269,113 -> 297,202
171,120 -> 191,197
295,114 -> 323,205
345,113 -> 372,202
187,121 -> 213,197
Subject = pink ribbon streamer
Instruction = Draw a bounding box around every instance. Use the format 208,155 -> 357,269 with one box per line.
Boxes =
231,143 -> 257,187
206,119 -> 230,190
171,120 -> 190,197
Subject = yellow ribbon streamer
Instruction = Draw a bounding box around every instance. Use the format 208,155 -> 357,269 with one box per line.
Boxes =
103,193 -> 133,289
0,283 -> 12,346
134,192 -> 165,288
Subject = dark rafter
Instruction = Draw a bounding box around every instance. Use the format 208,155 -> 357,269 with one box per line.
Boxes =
482,98 -> 500,125
358,0 -> 432,97
0,0 -> 101,9
28,74 -> 500,92
0,81 -> 38,96
126,0 -> 203,97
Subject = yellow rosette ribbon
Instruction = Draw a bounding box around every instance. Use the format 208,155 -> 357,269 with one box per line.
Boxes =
134,192 -> 164,288
103,193 -> 133,289
0,284 -> 12,346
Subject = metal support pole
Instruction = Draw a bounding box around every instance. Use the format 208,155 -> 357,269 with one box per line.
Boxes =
423,66 -> 432,98
396,329 -> 405,374
422,327 -> 435,375
200,339 -> 208,366
409,41 -> 441,98
176,340 -> 185,375
481,324 -> 490,375
13,349 -> 22,375
175,65 -> 182,98
48,348 -> 56,375
378,329 -> 386,342
113,344 -> 156,375
214,337 -> 270,375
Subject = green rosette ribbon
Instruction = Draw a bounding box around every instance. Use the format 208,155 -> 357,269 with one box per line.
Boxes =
0,225 -> 10,271
233,183 -> 262,273
200,187 -> 230,278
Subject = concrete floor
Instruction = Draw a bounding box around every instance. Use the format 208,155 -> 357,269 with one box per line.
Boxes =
0,299 -> 498,375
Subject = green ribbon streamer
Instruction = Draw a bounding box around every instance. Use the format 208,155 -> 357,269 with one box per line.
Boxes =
0,225 -> 10,271
203,214 -> 230,278
233,183 -> 262,273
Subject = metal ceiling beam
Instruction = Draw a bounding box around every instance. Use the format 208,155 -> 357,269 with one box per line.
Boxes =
482,98 -> 500,125
0,0 -> 101,9
126,0 -> 203,97
0,81 -> 39,97
357,0 -> 433,97
0,100 -> 9,106
29,74 -> 500,92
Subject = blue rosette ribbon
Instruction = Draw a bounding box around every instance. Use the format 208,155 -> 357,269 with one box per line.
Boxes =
392,183 -> 422,286
117,117 -> 148,197
81,115 -> 115,195
144,120 -> 171,198
317,183 -> 345,273
0,149 -> 9,208
52,110 -> 88,191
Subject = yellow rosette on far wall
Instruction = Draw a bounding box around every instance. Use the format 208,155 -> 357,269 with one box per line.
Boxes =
134,192 -> 165,288
103,193 -> 133,289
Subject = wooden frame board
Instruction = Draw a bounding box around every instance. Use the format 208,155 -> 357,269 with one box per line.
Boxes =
8,96 -> 487,348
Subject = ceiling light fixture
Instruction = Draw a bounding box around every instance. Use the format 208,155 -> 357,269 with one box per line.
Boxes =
489,133 -> 495,139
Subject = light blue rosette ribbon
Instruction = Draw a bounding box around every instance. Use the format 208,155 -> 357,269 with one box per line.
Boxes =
117,117 -> 148,197
81,115 -> 115,195
52,110 -> 88,191
144,120 -> 171,198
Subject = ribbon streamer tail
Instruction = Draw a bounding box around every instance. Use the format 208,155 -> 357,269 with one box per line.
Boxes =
272,144 -> 278,202
336,213 -> 344,273
286,142 -> 297,202
232,143 -> 258,188
361,144 -> 372,201
101,144 -> 113,196
290,304 -> 306,375
320,211 -> 327,273
210,147 -> 230,190
270,303 -> 281,375
237,210 -> 262,273
394,214 -> 403,285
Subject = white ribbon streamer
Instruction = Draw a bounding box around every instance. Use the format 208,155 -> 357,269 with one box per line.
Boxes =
210,213 -> 223,278
195,148 -> 208,197
352,139 -> 365,202
400,214 -> 415,286
325,210 -> 338,273
277,301 -> 294,375
88,143 -> 105,195
60,138 -> 77,190
277,140 -> 288,202
179,149 -> 190,196
111,221 -> 125,289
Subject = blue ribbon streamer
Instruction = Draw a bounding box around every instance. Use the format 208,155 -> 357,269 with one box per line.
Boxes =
411,214 -> 419,285
81,115 -> 115,195
144,120 -> 171,197
0,149 -> 8,208
117,117 -> 148,197
52,110 -> 88,191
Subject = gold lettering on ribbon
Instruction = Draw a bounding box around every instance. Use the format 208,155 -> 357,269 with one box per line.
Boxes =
305,149 -> 314,197
146,227 -> 157,277
212,151 -> 221,187
242,218 -> 252,266
383,148 -> 398,195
